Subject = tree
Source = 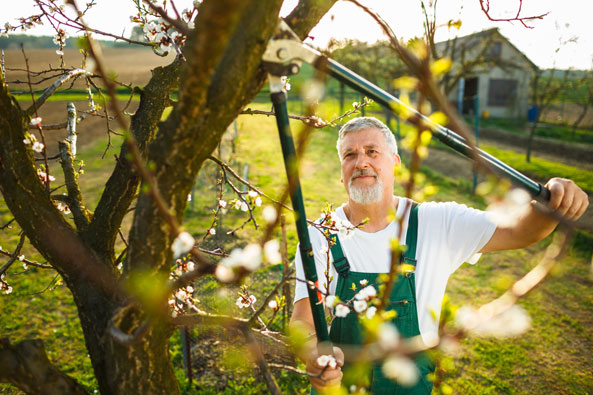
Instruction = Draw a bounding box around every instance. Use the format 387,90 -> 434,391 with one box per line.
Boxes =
0,1 -> 338,393
567,69 -> 593,139
526,68 -> 569,162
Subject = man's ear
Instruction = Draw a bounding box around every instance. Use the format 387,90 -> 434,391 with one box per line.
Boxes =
394,154 -> 401,166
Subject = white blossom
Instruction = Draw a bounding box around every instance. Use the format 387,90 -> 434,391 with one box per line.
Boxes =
171,231 -> 195,258
240,201 -> 249,212
248,190 -> 258,198
355,285 -> 377,301
175,290 -> 188,301
187,194 -> 192,201
268,300 -> 278,310
316,354 -> 337,369
30,117 -> 42,126
215,265 -> 235,282
234,200 -> 242,210
56,49 -> 64,56
236,295 -> 256,309
353,300 -> 367,313
4,285 -> 12,295
32,141 -> 44,153
325,295 -> 337,308
17,255 -> 25,261
360,279 -> 368,286
187,22 -> 195,29
255,196 -> 262,207
262,205 -> 277,223
456,305 -> 532,338
22,263 -> 28,270
264,239 -> 281,264
377,322 -> 400,350
221,243 -> 262,271
366,306 -> 377,319
208,228 -> 216,236
218,200 -> 227,208
382,355 -> 419,387
486,188 -> 531,228
335,304 -> 350,318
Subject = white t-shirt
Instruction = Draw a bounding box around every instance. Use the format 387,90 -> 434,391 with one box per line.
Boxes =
294,197 -> 497,344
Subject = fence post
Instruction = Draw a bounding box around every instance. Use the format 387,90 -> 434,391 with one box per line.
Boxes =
180,327 -> 193,383
1,50 -> 5,81
280,214 -> 291,330
472,96 -> 479,194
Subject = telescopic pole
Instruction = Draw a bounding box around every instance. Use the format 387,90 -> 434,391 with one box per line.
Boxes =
269,76 -> 332,354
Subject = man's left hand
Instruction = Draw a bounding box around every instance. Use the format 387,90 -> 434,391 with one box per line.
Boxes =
545,178 -> 589,221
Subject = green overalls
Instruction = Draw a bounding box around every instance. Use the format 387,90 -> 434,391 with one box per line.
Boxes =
314,203 -> 434,394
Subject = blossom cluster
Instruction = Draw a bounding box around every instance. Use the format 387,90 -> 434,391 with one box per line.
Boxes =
23,133 -> 45,153
53,28 -> 69,56
37,168 -> 55,183
131,0 -> 201,54
317,209 -> 357,241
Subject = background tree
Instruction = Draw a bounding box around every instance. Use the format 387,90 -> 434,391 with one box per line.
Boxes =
526,68 -> 569,161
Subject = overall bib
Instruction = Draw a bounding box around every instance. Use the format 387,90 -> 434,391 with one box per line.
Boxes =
313,203 -> 434,394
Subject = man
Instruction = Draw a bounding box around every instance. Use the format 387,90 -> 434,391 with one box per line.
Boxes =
290,117 -> 588,393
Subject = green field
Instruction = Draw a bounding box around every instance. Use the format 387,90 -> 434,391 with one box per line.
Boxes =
1,96 -> 592,394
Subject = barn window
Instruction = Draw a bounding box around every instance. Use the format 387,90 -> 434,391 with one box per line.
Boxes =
488,79 -> 517,106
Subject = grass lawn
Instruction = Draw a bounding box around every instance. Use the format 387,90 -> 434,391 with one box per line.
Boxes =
1,98 -> 592,394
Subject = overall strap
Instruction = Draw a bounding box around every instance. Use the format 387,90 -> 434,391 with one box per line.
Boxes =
401,202 -> 419,266
329,234 -> 350,278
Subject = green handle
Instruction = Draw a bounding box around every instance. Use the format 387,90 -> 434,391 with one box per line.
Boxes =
271,91 -> 332,352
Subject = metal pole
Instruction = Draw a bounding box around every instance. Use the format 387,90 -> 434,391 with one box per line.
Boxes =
270,88 -> 332,353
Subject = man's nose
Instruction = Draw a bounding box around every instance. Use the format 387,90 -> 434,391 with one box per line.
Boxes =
354,153 -> 370,169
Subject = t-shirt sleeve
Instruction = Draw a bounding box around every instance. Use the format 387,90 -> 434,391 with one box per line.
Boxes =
293,227 -> 332,303
421,201 -> 496,274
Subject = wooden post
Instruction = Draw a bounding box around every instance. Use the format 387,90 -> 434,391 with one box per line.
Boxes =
66,102 -> 77,157
280,214 -> 291,329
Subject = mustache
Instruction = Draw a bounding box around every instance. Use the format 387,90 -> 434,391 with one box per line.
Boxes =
350,169 -> 378,182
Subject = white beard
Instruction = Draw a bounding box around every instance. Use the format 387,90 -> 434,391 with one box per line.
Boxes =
348,171 -> 383,205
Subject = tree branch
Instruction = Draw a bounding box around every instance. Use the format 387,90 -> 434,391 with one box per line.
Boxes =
59,141 -> 91,231
0,339 -> 88,394
25,69 -> 93,116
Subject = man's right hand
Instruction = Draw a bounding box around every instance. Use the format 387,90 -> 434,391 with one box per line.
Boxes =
306,346 -> 345,392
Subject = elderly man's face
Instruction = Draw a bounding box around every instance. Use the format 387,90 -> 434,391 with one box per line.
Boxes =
339,128 -> 400,204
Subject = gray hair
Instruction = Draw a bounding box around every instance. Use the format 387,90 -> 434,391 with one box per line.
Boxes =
336,117 -> 398,160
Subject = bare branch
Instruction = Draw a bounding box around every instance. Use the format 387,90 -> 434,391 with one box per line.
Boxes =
25,69 -> 93,116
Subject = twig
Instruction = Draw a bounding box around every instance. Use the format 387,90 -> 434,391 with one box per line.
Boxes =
141,0 -> 190,36
248,268 -> 295,326
21,44 -> 51,194
478,0 -> 548,28
0,234 -> 26,277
